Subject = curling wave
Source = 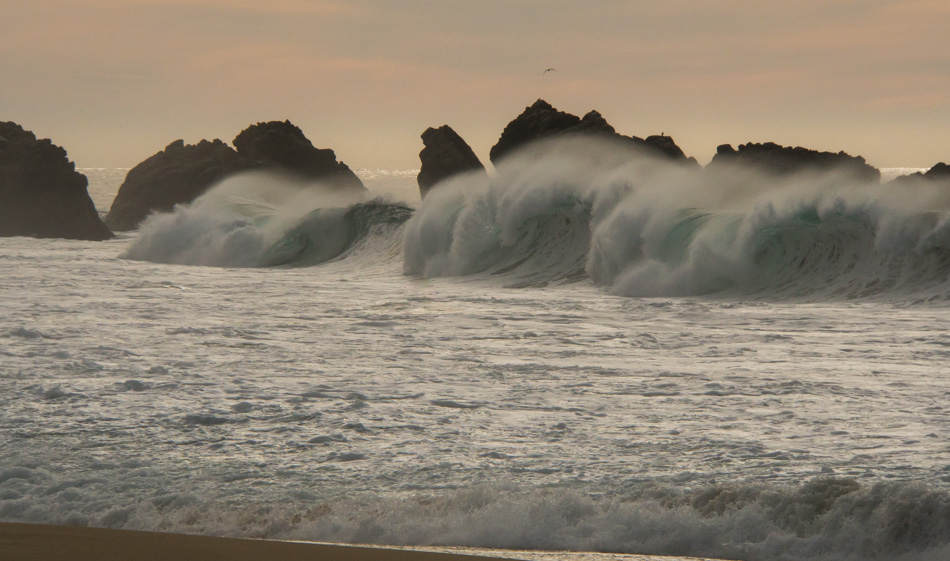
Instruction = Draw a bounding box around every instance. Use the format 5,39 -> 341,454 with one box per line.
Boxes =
121,171 -> 412,268
405,137 -> 950,300
15,478 -> 949,561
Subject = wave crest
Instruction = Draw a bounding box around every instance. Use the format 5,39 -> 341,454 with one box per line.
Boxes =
121,171 -> 410,268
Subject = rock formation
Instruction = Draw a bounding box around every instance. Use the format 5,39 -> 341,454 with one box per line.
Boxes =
889,162 -> 950,186
231,120 -> 363,190
0,121 -> 112,240
488,99 -> 694,165
417,125 -> 485,199
105,120 -> 364,231
105,139 -> 244,231
708,142 -> 880,182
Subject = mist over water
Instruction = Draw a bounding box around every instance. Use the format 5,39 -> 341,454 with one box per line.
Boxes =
117,137 -> 950,303
121,171 -> 410,268
405,137 -> 950,301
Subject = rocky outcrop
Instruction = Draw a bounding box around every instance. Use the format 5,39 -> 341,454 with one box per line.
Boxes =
708,142 -> 880,182
488,99 -> 694,165
889,162 -> 950,186
0,121 -> 112,240
645,135 -> 689,161
232,120 -> 363,190
417,125 -> 485,199
105,139 -> 244,231
105,120 -> 364,231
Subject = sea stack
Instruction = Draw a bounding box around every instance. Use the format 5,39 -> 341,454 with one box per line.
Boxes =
417,125 -> 485,199
489,99 -> 695,165
0,121 -> 112,240
104,138 -> 244,231
708,142 -> 880,182
231,120 -> 364,190
888,162 -> 950,186
105,120 -> 364,231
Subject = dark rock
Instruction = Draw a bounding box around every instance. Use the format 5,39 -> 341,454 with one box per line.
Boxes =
928,162 -> 950,179
417,125 -> 485,198
489,99 -> 582,163
645,135 -> 689,161
570,110 -> 617,136
105,139 -> 244,231
889,162 -> 950,186
232,120 -> 363,190
0,121 -> 112,240
489,99 -> 693,165
708,142 -> 880,182
105,120 -> 365,231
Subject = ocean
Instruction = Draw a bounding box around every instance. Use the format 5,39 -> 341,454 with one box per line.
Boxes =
2,143 -> 949,561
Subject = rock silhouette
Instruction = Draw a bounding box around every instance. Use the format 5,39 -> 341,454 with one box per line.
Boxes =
708,142 -> 880,182
0,121 -> 112,240
105,138 -> 244,231
417,125 -> 485,199
488,99 -> 694,165
889,162 -> 950,186
105,120 -> 364,231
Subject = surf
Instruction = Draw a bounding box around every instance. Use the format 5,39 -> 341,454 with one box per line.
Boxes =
406,137 -> 950,301
121,170 -> 412,269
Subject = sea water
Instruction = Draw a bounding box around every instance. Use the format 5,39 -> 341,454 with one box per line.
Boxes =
1,141 -> 949,561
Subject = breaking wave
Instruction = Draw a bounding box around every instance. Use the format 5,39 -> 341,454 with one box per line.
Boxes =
121,171 -> 411,268
6,477 -> 949,561
404,137 -> 950,300
119,140 -> 950,301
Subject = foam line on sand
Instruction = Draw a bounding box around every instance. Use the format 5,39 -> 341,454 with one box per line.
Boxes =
0,522 -> 726,561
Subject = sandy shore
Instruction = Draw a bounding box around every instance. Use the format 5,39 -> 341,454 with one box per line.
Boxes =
0,522 -> 725,561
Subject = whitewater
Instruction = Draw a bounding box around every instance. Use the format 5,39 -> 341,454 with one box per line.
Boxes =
2,140 -> 950,561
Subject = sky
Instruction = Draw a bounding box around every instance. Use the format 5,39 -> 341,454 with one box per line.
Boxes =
2,0 -> 949,170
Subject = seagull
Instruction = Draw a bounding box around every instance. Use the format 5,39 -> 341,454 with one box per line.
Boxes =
543,68 -> 557,75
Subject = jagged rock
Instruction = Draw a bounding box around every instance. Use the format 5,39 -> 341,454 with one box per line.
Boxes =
928,162 -> 950,179
0,121 -> 112,240
645,135 -> 689,161
105,139 -> 244,231
889,162 -> 950,186
105,120 -> 364,231
417,125 -> 485,199
489,99 -> 693,165
489,100 -> 582,163
708,142 -> 880,182
232,120 -> 363,190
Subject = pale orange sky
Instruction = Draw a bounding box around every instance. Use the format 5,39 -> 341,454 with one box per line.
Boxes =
3,0 -> 948,169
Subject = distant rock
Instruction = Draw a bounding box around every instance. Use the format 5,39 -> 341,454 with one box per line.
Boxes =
489,100 -> 583,163
105,120 -> 364,231
708,142 -> 880,182
417,125 -> 485,199
232,120 -> 363,190
888,162 -> 950,186
645,134 -> 689,161
0,121 -> 112,240
488,99 -> 694,165
105,139 -> 244,231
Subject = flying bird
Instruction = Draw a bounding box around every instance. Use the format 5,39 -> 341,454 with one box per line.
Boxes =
543,68 -> 557,75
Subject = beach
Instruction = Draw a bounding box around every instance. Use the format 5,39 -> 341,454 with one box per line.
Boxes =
0,523 -> 726,561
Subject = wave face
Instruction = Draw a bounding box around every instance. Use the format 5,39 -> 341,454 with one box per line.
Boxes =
121,171 -> 411,268
405,138 -> 950,300
13,478 -> 947,561
277,479 -> 950,561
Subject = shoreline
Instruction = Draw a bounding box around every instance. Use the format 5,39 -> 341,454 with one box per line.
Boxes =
0,522 -> 727,561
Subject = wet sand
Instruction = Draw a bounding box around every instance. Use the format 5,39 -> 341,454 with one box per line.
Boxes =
0,522 -> 726,561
